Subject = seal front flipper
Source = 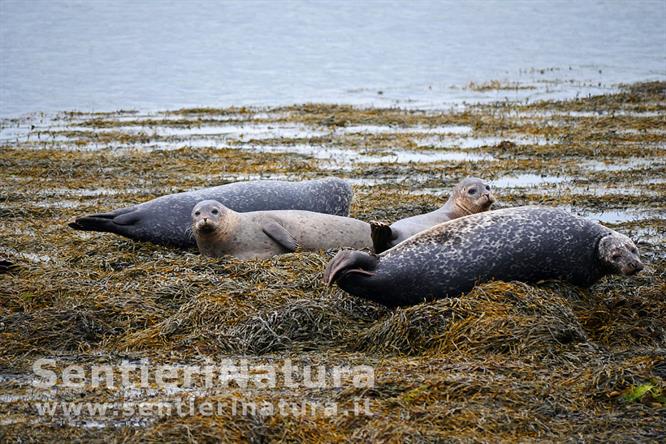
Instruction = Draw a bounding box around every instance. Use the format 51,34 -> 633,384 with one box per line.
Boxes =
370,221 -> 395,254
324,250 -> 378,286
262,222 -> 299,252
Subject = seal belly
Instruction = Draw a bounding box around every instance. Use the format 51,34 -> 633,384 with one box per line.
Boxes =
274,212 -> 372,251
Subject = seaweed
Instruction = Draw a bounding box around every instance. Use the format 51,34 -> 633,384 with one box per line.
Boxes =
0,82 -> 664,442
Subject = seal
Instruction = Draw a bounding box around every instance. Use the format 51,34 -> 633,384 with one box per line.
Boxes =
68,178 -> 353,248
192,200 -> 372,259
325,206 -> 643,307
0,259 -> 15,274
371,176 -> 495,253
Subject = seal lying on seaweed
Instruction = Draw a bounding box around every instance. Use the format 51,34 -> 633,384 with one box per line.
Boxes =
192,200 -> 372,260
69,178 -> 353,248
325,206 -> 643,307
370,177 -> 495,253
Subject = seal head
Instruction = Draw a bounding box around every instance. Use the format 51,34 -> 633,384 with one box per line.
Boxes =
192,200 -> 235,238
449,177 -> 495,217
597,232 -> 643,275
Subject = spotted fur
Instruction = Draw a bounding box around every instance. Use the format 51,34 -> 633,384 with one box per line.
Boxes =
326,206 -> 643,307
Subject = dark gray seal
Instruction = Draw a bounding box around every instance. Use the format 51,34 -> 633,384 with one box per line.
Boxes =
69,178 -> 353,248
325,206 -> 643,307
0,259 -> 15,274
192,200 -> 371,259
371,177 -> 495,253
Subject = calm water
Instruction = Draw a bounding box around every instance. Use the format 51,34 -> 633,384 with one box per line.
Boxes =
1,0 -> 665,117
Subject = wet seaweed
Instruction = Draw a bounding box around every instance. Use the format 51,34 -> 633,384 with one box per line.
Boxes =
0,82 -> 664,442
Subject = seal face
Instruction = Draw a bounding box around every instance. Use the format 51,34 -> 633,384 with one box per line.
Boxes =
326,206 -> 643,307
371,176 -> 495,253
448,176 -> 496,216
192,200 -> 372,260
68,178 -> 353,248
597,232 -> 644,275
192,200 -> 229,236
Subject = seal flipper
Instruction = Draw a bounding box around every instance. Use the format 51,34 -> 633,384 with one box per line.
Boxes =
0,259 -> 16,274
68,207 -> 141,232
324,250 -> 378,286
262,222 -> 299,252
370,221 -> 395,254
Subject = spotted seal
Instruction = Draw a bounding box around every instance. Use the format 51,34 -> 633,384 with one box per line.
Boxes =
371,177 -> 495,253
192,200 -> 372,259
325,206 -> 643,307
68,178 -> 353,248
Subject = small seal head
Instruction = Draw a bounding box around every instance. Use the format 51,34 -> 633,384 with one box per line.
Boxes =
597,232 -> 644,275
191,200 -> 237,237
191,200 -> 242,258
450,177 -> 496,216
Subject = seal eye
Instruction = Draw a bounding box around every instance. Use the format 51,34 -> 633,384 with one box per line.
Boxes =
468,188 -> 476,195
612,253 -> 621,261
211,209 -> 219,215
194,211 -> 200,216
485,185 -> 490,191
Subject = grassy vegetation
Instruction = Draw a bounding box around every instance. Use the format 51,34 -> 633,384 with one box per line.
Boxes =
0,82 -> 664,442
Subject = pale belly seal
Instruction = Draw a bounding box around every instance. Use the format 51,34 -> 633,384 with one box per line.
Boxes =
192,200 -> 372,260
371,176 -> 495,253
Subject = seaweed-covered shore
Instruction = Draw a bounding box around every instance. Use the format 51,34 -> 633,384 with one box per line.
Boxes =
1,82 -> 665,442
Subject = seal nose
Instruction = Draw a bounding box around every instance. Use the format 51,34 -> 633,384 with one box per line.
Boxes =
203,217 -> 208,222
626,261 -> 644,275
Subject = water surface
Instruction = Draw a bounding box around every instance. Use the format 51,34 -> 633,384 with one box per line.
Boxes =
1,0 -> 665,116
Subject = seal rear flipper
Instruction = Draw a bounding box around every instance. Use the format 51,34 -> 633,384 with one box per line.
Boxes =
370,221 -> 394,254
0,259 -> 16,274
323,250 -> 378,286
262,222 -> 299,252
68,208 -> 141,232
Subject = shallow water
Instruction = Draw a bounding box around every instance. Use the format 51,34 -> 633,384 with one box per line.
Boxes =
363,150 -> 493,164
139,123 -> 329,139
566,185 -> 659,197
1,0 -> 665,117
0,246 -> 53,264
334,124 -> 473,136
583,158 -> 662,172
579,209 -> 666,224
415,135 -> 549,149
492,173 -> 571,188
